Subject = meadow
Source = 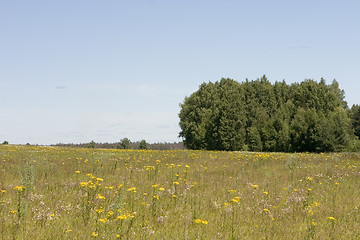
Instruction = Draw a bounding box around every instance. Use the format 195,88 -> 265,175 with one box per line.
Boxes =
0,145 -> 359,239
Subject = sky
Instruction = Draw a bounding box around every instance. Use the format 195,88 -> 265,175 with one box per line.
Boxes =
1,1 -> 360,145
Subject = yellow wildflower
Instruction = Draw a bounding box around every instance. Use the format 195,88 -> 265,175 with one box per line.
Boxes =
80,182 -> 89,187
96,208 -> 104,213
308,209 -> 314,216
86,173 -> 95,179
194,219 -> 202,224
116,214 -> 127,220
159,187 -> 165,191
194,219 -> 208,225
96,194 -> 106,200
107,211 -> 114,217
14,186 -> 25,191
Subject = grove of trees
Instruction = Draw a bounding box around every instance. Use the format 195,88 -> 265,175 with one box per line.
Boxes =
179,76 -> 359,152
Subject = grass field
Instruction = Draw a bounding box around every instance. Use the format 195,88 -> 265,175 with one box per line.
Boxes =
0,145 -> 359,239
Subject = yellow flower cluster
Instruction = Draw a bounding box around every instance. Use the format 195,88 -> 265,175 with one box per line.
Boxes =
80,174 -> 104,189
14,186 -> 25,191
96,194 -> 106,200
194,219 -> 208,225
116,211 -> 136,220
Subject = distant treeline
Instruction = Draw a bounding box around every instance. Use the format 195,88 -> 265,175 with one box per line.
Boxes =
179,76 -> 360,152
53,140 -> 185,150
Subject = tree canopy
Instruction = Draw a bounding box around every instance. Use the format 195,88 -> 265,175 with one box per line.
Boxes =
179,76 -> 357,152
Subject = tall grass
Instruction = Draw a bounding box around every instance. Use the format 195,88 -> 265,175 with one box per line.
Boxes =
0,145 -> 359,239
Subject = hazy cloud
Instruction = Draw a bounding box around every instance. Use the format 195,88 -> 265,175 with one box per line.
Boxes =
54,131 -> 84,138
157,124 -> 170,129
95,132 -> 115,137
55,86 -> 67,89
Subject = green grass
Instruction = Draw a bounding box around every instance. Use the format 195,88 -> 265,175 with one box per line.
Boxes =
0,145 -> 359,239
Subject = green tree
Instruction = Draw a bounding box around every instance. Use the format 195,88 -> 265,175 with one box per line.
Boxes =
138,140 -> 148,150
216,79 -> 246,150
247,126 -> 262,152
179,82 -> 219,150
290,108 -> 319,152
179,78 -> 247,151
290,107 -> 351,152
88,140 -> 96,149
350,104 -> 360,139
117,138 -> 131,149
328,107 -> 352,151
277,121 -> 291,152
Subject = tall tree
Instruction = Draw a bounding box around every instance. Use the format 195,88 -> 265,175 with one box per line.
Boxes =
179,82 -> 219,149
138,140 -> 148,150
350,104 -> 360,139
117,138 -> 131,149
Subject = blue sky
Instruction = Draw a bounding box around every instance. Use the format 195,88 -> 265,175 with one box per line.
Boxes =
1,1 -> 360,145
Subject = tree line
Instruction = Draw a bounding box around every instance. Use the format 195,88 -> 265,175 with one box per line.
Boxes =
53,139 -> 185,150
179,76 -> 360,152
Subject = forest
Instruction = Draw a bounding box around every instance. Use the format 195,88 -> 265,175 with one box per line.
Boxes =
179,76 -> 360,152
